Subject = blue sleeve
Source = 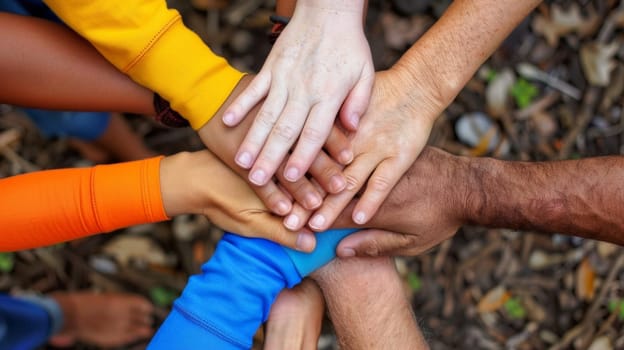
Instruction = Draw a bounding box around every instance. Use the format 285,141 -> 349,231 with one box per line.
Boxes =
148,234 -> 302,350
0,294 -> 53,350
148,228 -> 357,349
283,228 -> 358,277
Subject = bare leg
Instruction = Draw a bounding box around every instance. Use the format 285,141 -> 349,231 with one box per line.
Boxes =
313,257 -> 428,350
49,292 -> 154,348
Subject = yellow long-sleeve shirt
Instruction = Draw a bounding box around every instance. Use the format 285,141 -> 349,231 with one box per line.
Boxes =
44,0 -> 244,129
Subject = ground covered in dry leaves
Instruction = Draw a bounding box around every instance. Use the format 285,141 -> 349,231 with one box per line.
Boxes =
1,0 -> 624,349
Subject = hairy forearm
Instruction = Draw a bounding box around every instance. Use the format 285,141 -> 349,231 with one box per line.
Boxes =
313,257 -> 428,349
465,155 -> 624,244
0,13 -> 153,114
394,0 -> 541,105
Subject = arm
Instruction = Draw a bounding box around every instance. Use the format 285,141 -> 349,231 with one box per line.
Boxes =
308,0 -> 542,231
0,13 -> 152,114
223,0 -> 373,186
333,147 -> 624,257
42,0 -> 349,218
312,257 -> 428,350
0,150 -> 317,252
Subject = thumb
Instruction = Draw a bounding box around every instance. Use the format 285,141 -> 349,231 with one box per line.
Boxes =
338,76 -> 374,131
336,229 -> 420,257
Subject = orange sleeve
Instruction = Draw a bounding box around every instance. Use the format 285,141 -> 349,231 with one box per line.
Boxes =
0,156 -> 168,252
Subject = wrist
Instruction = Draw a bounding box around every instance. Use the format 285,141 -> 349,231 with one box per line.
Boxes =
460,156 -> 502,228
160,152 -> 201,217
295,0 -> 365,14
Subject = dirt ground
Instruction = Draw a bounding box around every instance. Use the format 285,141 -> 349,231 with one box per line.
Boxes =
1,0 -> 624,349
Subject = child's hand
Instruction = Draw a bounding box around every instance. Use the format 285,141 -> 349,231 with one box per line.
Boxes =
222,0 -> 373,187
160,150 -> 317,252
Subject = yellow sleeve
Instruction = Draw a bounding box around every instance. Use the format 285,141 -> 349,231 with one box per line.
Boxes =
44,0 -> 244,129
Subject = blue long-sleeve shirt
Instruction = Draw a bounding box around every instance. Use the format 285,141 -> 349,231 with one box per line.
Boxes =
149,229 -> 356,349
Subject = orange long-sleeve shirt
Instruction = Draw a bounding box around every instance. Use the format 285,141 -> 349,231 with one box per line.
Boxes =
0,157 -> 168,252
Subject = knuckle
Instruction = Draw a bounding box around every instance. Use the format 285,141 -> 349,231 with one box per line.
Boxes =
272,123 -> 298,142
344,173 -> 361,192
362,239 -> 381,257
368,175 -> 394,193
256,110 -> 278,129
300,126 -> 326,145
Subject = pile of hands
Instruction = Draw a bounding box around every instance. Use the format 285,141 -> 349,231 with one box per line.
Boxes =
189,0 -> 457,259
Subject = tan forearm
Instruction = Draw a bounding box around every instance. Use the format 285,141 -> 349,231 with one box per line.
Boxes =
393,0 -> 541,105
465,155 -> 624,244
0,13 -> 153,114
313,257 -> 428,350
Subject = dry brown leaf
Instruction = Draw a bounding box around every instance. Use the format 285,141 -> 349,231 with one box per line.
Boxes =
477,286 -> 511,313
576,258 -> 596,301
486,69 -> 515,117
532,4 -> 600,46
588,336 -> 613,350
580,42 -> 619,86
103,236 -> 171,267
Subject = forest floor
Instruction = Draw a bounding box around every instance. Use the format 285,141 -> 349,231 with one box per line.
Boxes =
1,0 -> 624,349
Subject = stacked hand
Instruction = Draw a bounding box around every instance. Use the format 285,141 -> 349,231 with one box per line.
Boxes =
222,0 -> 374,188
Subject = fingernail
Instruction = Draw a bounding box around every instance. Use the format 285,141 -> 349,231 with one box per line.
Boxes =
330,175 -> 346,193
222,112 -> 235,126
306,193 -> 321,209
277,201 -> 291,215
236,152 -> 252,168
296,233 -> 315,251
284,214 -> 299,229
340,248 -> 356,257
339,150 -> 353,165
354,211 -> 366,224
349,113 -> 360,129
250,169 -> 267,185
310,214 -> 326,230
284,167 -> 299,182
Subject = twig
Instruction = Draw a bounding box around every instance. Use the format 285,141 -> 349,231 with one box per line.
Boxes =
556,86 -> 600,160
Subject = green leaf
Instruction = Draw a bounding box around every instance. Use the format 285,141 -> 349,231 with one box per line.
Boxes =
511,78 -> 539,109
486,69 -> 498,83
504,297 -> 526,319
0,253 -> 14,272
407,272 -> 422,292
607,299 -> 624,320
608,299 -> 618,312
150,287 -> 178,307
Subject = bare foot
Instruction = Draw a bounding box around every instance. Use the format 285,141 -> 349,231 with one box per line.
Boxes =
264,279 -> 325,350
48,292 -> 154,348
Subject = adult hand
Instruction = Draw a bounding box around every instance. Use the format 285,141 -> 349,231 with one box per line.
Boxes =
222,0 -> 374,186
199,75 -> 351,218
305,69 -> 445,231
264,279 -> 324,350
331,147 -> 468,257
160,150 -> 317,252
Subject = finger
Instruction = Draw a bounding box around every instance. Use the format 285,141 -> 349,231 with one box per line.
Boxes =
307,151 -> 346,194
253,180 -> 293,216
223,72 -> 271,126
235,87 -> 287,170
250,98 -> 309,185
283,201 -> 315,231
336,229 -> 421,257
351,158 -> 406,225
338,75 -> 374,131
284,102 -> 341,183
248,214 -> 316,252
307,154 -> 377,231
324,124 -> 353,165
282,177 -> 323,231
275,160 -> 323,211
